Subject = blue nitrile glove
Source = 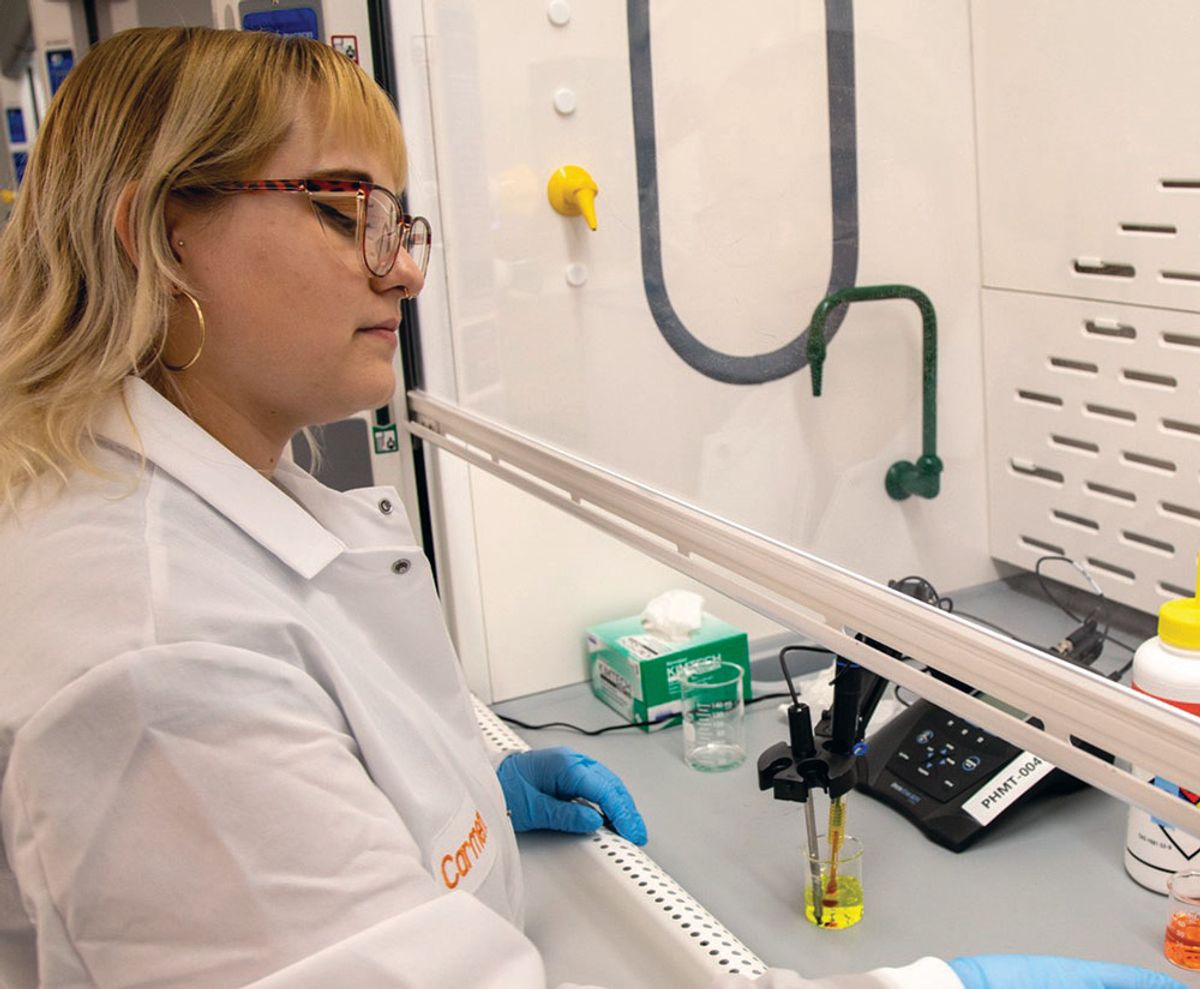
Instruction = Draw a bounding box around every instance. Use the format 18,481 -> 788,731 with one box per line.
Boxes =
496,746 -> 647,845
948,955 -> 1186,989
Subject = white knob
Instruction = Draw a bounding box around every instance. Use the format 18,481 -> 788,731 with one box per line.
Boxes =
553,88 -> 577,115
565,263 -> 588,287
546,0 -> 571,26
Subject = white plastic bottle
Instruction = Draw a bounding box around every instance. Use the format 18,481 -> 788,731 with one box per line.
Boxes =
1124,565 -> 1200,893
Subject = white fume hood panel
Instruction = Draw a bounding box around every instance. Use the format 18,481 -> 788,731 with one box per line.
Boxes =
974,0 -> 1200,312
974,0 -> 1200,612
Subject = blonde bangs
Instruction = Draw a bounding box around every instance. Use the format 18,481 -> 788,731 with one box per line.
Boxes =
309,51 -> 408,190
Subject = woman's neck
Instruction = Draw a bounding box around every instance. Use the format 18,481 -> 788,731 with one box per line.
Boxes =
157,377 -> 291,477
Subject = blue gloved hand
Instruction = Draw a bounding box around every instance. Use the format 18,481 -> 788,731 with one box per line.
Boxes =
949,955 -> 1186,989
496,746 -> 647,845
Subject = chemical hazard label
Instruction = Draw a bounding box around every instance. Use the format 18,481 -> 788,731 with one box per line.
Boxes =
961,751 -> 1056,826
1150,778 -> 1200,857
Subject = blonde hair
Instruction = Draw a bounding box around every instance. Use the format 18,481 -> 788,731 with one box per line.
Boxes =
0,26 -> 406,502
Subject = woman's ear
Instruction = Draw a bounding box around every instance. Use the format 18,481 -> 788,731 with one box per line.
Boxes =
114,181 -> 139,267
118,183 -> 188,267
163,193 -> 188,265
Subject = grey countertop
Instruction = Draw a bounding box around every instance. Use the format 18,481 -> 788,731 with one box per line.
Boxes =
494,577 -> 1197,982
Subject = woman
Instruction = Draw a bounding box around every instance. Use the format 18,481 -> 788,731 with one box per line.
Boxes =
0,26 -> 1182,989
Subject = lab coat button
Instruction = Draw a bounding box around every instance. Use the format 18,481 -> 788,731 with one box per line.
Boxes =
391,558 -> 411,575
379,498 -> 394,515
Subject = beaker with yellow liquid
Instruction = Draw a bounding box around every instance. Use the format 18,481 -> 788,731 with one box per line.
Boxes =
802,833 -> 864,930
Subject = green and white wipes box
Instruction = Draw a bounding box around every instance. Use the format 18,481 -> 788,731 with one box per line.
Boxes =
585,613 -> 751,730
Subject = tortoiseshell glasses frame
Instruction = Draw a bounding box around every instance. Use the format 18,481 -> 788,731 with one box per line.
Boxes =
213,178 -> 431,279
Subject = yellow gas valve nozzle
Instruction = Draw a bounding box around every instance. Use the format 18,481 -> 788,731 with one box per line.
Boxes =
547,165 -> 598,231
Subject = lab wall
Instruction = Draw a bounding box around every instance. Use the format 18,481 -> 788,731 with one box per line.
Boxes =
403,1 -> 999,699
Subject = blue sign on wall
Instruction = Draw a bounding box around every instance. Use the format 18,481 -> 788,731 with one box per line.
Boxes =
12,151 -> 28,185
6,107 -> 26,145
242,8 -> 319,39
46,49 -> 74,95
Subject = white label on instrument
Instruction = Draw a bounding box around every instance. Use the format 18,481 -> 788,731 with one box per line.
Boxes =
961,751 -> 1057,826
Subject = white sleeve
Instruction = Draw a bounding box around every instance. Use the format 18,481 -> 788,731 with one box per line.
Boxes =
1,644 -> 546,989
706,958 -> 963,989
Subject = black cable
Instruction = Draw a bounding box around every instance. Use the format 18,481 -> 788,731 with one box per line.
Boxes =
496,691 -> 795,736
1035,555 -> 1102,626
777,645 -> 833,705
1033,554 -> 1139,664
749,691 -> 795,706
890,575 -> 951,610
497,713 -> 668,736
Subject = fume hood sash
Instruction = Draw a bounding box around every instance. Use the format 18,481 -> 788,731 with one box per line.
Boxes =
407,388 -> 1200,837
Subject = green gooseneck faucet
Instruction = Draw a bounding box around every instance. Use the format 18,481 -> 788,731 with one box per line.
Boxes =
806,284 -> 943,501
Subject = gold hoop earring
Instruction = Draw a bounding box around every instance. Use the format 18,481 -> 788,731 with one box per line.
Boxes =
162,290 -> 206,372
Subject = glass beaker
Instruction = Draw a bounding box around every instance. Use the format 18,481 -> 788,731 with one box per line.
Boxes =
679,659 -> 746,771
1165,870 -> 1200,970
803,833 -> 864,930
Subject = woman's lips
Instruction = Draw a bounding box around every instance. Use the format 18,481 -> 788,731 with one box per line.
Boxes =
357,324 -> 399,345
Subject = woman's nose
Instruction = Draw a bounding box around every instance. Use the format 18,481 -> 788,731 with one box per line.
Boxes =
376,247 -> 425,299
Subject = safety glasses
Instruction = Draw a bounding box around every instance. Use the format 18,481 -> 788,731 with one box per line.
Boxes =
214,178 -> 431,279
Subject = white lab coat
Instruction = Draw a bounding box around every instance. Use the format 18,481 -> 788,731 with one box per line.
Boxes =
0,378 -> 960,989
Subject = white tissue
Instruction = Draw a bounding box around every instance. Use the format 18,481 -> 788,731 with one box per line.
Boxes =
640,589 -> 705,642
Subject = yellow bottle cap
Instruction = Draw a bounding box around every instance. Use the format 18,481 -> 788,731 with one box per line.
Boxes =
1159,553 -> 1200,649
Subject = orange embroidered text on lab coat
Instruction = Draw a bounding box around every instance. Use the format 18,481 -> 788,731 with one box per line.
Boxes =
439,810 -> 489,889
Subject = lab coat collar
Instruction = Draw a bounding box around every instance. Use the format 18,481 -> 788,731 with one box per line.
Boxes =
96,378 -> 345,579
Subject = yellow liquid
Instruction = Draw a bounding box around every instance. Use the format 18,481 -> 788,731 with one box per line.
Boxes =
804,875 -> 864,929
